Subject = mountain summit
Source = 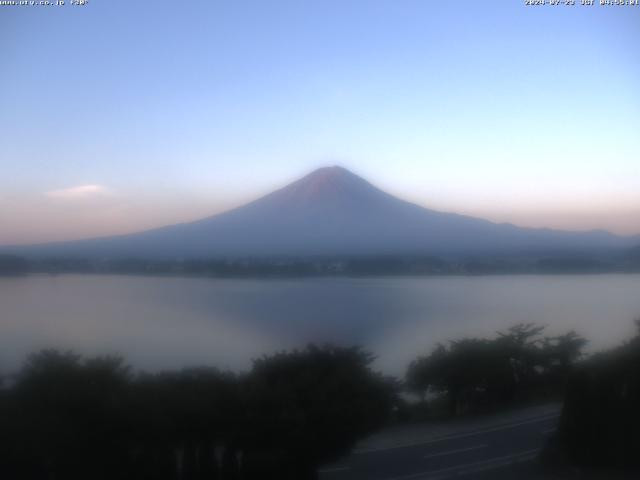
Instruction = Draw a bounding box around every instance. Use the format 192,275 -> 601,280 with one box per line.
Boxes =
242,166 -> 399,216
267,166 -> 388,204
6,166 -> 636,259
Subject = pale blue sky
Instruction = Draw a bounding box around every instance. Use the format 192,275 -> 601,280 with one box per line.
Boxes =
1,1 -> 639,244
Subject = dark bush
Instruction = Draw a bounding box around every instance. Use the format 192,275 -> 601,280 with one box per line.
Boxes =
0,345 -> 396,480
554,323 -> 640,470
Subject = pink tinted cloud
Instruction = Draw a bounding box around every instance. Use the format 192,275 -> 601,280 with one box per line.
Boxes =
44,184 -> 114,200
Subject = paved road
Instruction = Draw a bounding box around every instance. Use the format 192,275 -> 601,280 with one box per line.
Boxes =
319,406 -> 560,480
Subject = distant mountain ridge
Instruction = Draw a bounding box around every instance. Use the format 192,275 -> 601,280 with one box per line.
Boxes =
5,166 -> 638,259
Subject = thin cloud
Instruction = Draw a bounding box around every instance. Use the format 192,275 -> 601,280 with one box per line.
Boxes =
45,184 -> 114,199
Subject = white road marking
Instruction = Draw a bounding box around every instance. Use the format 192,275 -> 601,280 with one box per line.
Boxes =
354,413 -> 559,454
423,444 -> 487,459
382,448 -> 541,480
318,466 -> 350,473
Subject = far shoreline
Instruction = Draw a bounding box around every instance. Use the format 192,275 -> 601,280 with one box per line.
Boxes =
5,269 -> 640,281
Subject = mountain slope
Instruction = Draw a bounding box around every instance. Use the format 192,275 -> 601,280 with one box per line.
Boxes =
6,166 -> 637,259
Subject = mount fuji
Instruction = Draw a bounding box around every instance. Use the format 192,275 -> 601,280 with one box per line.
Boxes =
6,166 -> 637,259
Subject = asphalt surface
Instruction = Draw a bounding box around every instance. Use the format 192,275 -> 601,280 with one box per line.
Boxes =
318,407 -> 560,480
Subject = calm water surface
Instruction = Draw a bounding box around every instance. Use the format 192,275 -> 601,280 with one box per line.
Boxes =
1,274 -> 639,376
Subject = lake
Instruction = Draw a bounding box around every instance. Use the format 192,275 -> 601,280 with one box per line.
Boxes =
1,274 -> 639,376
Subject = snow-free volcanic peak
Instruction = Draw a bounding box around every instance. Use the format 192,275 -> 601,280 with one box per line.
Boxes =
261,165 -> 392,208
4,166 -> 636,259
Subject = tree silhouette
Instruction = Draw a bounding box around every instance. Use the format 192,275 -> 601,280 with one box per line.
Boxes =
242,344 -> 396,479
0,345 -> 396,479
552,320 -> 640,470
0,255 -> 28,275
1,350 -> 131,479
407,324 -> 587,416
129,367 -> 242,479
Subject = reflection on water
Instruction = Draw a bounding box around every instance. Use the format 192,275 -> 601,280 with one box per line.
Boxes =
1,274 -> 639,375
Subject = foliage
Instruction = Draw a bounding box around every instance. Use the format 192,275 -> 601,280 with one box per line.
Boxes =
0,255 -> 28,275
244,345 -> 396,474
0,345 -> 395,480
406,323 -> 587,416
552,320 -> 640,470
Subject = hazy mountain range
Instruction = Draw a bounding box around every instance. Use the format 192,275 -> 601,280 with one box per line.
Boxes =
5,166 -> 638,260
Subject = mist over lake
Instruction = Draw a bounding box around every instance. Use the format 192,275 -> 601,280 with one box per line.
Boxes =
1,274 -> 639,376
